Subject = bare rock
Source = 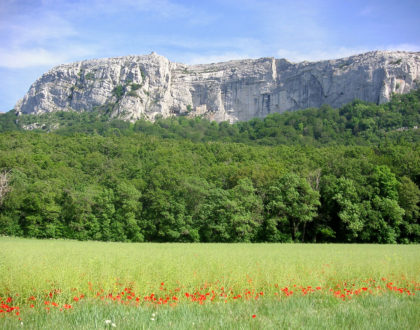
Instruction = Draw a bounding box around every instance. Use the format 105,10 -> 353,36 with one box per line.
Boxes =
15,51 -> 420,122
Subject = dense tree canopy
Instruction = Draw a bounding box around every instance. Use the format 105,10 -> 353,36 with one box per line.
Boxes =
0,90 -> 419,243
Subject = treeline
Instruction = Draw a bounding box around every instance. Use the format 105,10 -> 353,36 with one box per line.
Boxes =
0,132 -> 418,243
1,89 -> 419,146
0,90 -> 418,243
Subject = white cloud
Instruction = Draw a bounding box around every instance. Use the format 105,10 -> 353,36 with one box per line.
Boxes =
185,52 -> 253,65
156,36 -> 263,52
276,44 -> 420,63
0,48 -> 66,68
0,46 -> 96,69
0,2 -> 97,68
276,47 -> 371,62
163,37 -> 266,64
3,15 -> 77,48
383,43 -> 420,52
0,0 -> 219,69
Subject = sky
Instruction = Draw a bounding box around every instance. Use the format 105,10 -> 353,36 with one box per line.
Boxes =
0,0 -> 419,112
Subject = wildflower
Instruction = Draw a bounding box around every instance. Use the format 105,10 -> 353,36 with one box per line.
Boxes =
105,320 -> 112,324
252,314 -> 256,318
112,323 -> 116,327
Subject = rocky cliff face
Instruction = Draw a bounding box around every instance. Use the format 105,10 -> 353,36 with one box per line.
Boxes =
15,51 -> 420,122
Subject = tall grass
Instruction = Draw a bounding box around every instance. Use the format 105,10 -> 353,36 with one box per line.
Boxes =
1,237 -> 419,329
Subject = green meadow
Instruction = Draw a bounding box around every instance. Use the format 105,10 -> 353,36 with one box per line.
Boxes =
1,237 -> 419,329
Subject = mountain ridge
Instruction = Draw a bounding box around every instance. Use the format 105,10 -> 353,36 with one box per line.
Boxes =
15,50 -> 420,122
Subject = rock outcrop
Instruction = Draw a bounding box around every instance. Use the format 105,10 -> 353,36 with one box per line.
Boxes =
15,51 -> 420,122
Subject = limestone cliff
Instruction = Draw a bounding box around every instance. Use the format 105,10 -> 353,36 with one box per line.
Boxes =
15,51 -> 420,122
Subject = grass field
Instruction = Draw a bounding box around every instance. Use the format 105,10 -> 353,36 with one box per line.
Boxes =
1,237 -> 419,329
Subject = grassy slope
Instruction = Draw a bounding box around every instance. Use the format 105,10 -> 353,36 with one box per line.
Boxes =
1,237 -> 419,329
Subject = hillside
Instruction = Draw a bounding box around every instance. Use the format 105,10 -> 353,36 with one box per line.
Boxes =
3,89 -> 420,146
0,90 -> 419,243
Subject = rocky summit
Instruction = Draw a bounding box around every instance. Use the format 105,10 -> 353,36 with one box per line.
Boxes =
15,51 -> 420,122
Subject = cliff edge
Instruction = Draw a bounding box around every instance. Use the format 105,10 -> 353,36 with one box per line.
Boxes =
15,51 -> 420,122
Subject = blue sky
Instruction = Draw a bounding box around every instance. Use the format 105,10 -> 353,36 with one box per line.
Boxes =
1,0 -> 419,112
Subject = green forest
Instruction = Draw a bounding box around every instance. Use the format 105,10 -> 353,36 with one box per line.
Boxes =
0,90 -> 419,243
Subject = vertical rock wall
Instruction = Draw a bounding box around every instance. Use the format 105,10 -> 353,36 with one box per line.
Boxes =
15,51 -> 420,122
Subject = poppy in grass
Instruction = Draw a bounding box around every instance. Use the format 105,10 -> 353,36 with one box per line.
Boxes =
252,314 -> 256,318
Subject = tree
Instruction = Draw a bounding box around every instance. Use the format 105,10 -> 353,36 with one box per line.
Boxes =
0,170 -> 11,206
398,176 -> 420,242
371,165 -> 399,200
114,182 -> 144,242
266,173 -> 320,242
197,187 -> 231,242
20,181 -> 62,238
320,176 -> 364,241
360,166 -> 405,243
197,179 -> 263,242
226,178 -> 263,242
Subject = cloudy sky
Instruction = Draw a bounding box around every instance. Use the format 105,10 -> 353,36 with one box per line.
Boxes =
1,0 -> 419,111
